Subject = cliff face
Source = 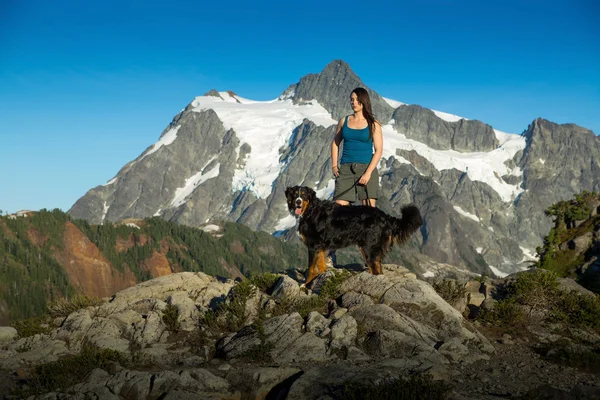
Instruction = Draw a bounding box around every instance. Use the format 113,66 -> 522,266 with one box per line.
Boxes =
53,221 -> 138,298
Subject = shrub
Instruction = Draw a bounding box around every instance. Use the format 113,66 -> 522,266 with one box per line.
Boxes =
250,272 -> 280,293
319,270 -> 353,300
239,318 -> 275,362
433,279 -> 467,304
47,294 -> 104,318
552,290 -> 600,330
19,345 -> 129,396
11,316 -> 52,338
478,298 -> 524,327
508,271 -> 559,315
200,279 -> 257,334
478,270 -> 600,334
162,303 -> 181,333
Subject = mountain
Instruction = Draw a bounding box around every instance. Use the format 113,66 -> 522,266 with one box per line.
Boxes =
68,60 -> 600,277
0,210 -> 307,323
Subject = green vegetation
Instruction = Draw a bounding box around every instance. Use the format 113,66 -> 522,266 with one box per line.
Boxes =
478,271 -> 600,332
249,272 -> 280,292
1,209 -> 307,322
553,289 -> 600,329
10,315 -> 53,338
342,374 -> 451,400
318,270 -> 353,300
432,279 -> 467,304
47,294 -> 104,318
0,209 -> 74,321
200,279 -> 257,335
162,303 -> 181,333
535,191 -> 600,280
241,317 -> 275,362
199,270 -> 354,351
73,217 -> 307,281
17,345 -> 129,396
270,270 -> 353,319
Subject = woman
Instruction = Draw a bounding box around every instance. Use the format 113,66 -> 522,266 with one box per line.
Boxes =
331,87 -> 383,207
327,88 -> 383,268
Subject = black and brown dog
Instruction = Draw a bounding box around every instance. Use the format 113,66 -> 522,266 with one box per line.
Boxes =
285,185 -> 423,285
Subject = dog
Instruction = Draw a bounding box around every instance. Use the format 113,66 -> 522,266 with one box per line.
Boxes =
285,185 -> 423,285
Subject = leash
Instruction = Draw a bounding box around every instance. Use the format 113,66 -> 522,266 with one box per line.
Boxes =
332,163 -> 373,203
332,178 -> 361,202
331,178 -> 371,204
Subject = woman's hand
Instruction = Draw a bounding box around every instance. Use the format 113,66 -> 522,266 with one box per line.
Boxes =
358,171 -> 371,185
332,166 -> 339,177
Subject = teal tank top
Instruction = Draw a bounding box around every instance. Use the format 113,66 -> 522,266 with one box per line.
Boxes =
340,115 -> 373,164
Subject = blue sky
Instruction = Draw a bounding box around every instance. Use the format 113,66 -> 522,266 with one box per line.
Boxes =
1,0 -> 598,214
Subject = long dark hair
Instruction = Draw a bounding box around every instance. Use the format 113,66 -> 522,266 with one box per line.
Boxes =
352,87 -> 376,140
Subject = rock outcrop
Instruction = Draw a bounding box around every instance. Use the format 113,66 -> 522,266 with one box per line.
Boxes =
2,265 -> 598,399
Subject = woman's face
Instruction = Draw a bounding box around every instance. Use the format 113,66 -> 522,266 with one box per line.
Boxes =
350,92 -> 363,113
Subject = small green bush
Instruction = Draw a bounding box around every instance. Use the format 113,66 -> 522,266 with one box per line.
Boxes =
200,279 -> 257,334
162,303 -> 181,333
509,271 -> 559,315
47,294 -> 105,318
239,318 -> 274,362
268,270 -> 353,319
552,290 -> 600,330
478,298 -> 524,326
250,272 -> 280,293
319,270 -> 353,300
478,270 -> 600,333
20,345 -> 129,396
11,316 -> 52,338
432,279 -> 467,304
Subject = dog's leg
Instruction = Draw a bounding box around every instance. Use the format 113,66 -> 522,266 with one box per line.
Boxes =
372,254 -> 383,275
317,250 -> 327,273
364,245 -> 384,275
359,247 -> 375,274
304,248 -> 323,286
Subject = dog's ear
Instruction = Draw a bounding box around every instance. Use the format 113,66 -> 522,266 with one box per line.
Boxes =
285,186 -> 293,199
306,187 -> 317,201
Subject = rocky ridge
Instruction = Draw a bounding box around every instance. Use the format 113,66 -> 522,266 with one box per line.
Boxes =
1,265 -> 598,399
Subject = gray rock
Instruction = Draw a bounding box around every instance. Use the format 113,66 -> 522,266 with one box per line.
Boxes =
393,105 -> 499,152
167,291 -> 201,331
346,346 -> 370,361
364,329 -> 448,365
286,59 -> 395,122
339,291 -> 375,309
305,311 -> 330,337
339,272 -> 395,299
0,327 -> 18,344
329,314 -> 357,349
271,275 -> 302,299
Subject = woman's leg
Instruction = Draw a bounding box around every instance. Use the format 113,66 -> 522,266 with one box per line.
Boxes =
362,198 -> 377,207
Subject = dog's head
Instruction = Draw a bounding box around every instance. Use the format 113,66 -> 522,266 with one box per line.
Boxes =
285,186 -> 316,217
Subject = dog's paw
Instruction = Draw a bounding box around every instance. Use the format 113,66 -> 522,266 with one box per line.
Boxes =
299,283 -> 306,289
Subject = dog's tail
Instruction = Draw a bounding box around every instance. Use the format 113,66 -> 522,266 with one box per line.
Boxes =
392,204 -> 423,245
